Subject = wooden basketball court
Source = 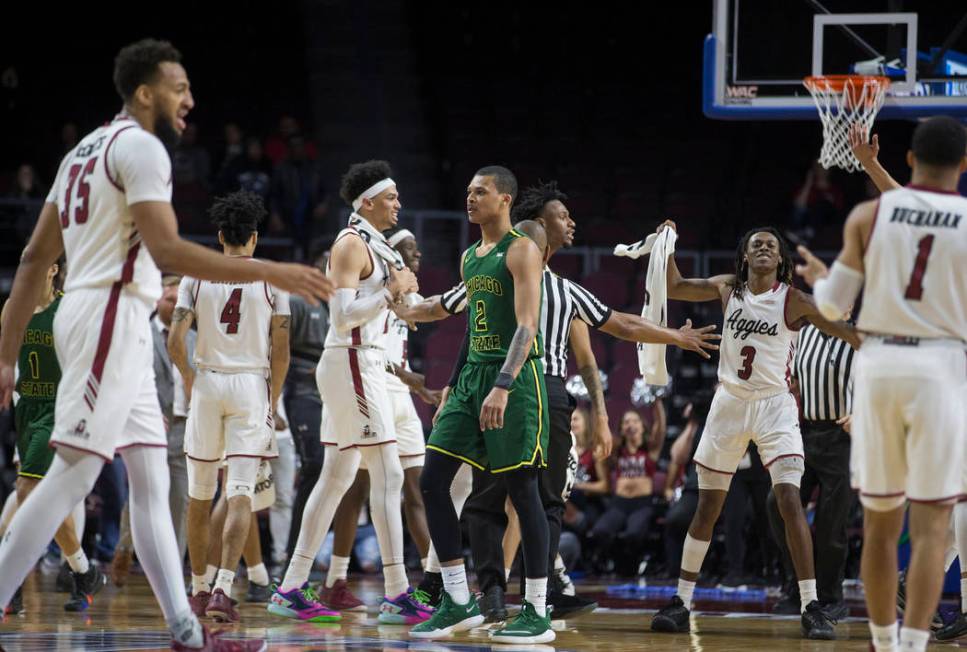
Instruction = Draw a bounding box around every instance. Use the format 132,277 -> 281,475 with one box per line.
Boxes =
2,570 -> 944,651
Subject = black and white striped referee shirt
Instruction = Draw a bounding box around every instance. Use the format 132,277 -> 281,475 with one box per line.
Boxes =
793,323 -> 856,422
440,268 -> 612,378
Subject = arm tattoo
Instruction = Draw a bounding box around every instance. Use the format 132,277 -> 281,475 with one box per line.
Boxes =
171,307 -> 192,323
579,364 -> 606,417
278,316 -> 290,329
499,325 -> 535,379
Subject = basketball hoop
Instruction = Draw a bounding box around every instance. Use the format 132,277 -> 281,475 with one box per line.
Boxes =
803,75 -> 890,172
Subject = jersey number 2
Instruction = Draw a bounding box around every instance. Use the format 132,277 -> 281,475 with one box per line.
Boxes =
220,288 -> 243,334
473,300 -> 488,332
737,345 -> 756,380
59,158 -> 98,228
903,235 -> 935,301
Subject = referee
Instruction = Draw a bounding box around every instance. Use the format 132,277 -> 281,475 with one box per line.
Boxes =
397,181 -> 718,619
768,317 -> 856,620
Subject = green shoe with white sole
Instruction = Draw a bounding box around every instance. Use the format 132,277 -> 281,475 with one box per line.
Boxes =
489,600 -> 555,645
409,591 -> 484,639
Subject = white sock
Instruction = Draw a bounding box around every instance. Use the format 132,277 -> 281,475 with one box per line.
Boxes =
961,577 -> 967,613
326,555 -> 350,589
898,626 -> 929,651
525,577 -> 548,617
554,555 -> 566,573
677,578 -> 696,609
65,548 -> 90,574
281,554 -> 313,592
191,574 -> 210,596
505,567 -> 512,581
869,621 -> 899,652
214,569 -> 235,597
248,563 -> 269,587
203,564 -> 217,587
421,557 -> 428,571
442,564 -> 470,605
798,579 -> 818,612
167,609 -> 204,649
384,562 -> 409,599
425,545 -> 441,574
944,544 -> 958,572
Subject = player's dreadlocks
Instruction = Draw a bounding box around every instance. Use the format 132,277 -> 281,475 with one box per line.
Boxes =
340,160 -> 394,207
732,226 -> 794,299
209,191 -> 266,246
511,180 -> 567,224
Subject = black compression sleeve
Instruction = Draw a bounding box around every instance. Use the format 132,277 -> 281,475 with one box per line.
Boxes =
447,323 -> 470,388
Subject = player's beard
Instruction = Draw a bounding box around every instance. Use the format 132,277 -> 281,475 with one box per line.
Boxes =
154,114 -> 181,151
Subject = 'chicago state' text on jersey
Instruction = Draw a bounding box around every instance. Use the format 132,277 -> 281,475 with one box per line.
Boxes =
857,185 -> 967,342
718,282 -> 799,397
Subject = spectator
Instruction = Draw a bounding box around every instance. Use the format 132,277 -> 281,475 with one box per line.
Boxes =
171,123 -> 211,187
565,407 -> 610,536
8,163 -> 44,200
269,135 -> 328,250
588,407 -> 662,569
217,137 -> 272,201
60,122 -> 78,154
214,122 -> 244,184
264,115 -> 317,167
787,161 -> 844,244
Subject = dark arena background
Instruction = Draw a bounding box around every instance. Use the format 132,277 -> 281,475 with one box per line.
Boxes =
1,1 -> 966,650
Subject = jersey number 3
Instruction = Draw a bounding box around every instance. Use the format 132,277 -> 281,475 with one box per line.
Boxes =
737,345 -> 756,380
59,158 -> 98,228
220,288 -> 243,334
903,235 -> 934,301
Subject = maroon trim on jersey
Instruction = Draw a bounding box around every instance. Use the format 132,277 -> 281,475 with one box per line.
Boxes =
103,125 -> 137,192
383,313 -> 390,334
762,452 -> 804,468
860,490 -> 905,497
399,452 -> 425,458
907,493 -> 962,504
863,198 -> 880,254
50,440 -> 112,463
771,280 -> 781,292
225,453 -> 279,460
192,279 -> 201,307
784,341 -> 795,389
116,443 -> 167,453
907,183 -> 962,196
333,228 -> 376,280
86,281 -> 124,408
347,348 -> 370,417
338,439 -> 398,451
693,459 -> 734,475
186,453 -> 223,463
322,442 -> 339,447
351,326 -> 362,347
782,285 -> 801,332
120,239 -> 140,284
263,282 -> 274,309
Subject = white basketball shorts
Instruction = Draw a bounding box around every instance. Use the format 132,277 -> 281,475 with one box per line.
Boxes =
184,369 -> 276,461
851,338 -> 967,504
50,288 -> 166,461
317,347 -> 395,450
389,388 -> 426,469
694,386 -> 804,477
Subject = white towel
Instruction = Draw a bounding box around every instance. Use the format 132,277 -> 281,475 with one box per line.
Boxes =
613,229 -> 677,384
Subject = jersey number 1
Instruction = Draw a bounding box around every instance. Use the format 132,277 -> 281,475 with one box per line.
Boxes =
903,235 -> 935,301
59,158 -> 98,228
220,288 -> 243,334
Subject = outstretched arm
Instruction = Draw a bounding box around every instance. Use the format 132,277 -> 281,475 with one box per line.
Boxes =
850,125 -> 902,193
659,220 -> 735,302
599,311 -> 720,359
569,319 -> 613,459
479,236 -> 543,431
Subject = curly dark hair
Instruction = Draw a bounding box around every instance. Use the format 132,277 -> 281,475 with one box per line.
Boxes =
732,226 -> 794,299
511,180 -> 567,224
209,191 -> 266,246
113,39 -> 183,101
339,160 -> 393,207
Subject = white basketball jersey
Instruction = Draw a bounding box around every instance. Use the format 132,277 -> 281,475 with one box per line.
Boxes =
177,262 -> 290,374
46,114 -> 171,305
384,293 -> 423,393
857,186 -> 967,341
719,283 -> 798,395
324,227 -> 390,349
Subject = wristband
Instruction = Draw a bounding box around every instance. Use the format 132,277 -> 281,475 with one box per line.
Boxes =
494,372 -> 514,390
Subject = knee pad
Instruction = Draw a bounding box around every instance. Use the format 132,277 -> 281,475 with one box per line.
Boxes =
224,456 -> 261,500
768,456 -> 805,488
252,460 -> 276,511
860,493 -> 906,512
697,465 -> 733,491
187,458 -> 219,500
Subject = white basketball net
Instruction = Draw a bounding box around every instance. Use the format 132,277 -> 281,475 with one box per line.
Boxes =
804,76 -> 889,172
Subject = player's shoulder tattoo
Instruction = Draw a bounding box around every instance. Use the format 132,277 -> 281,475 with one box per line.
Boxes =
171,307 -> 193,323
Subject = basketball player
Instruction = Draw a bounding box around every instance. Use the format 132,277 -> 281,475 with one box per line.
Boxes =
1,258 -> 105,614
798,115 -> 967,652
649,223 -> 859,640
0,39 -> 329,650
269,160 -> 429,624
167,191 -> 303,623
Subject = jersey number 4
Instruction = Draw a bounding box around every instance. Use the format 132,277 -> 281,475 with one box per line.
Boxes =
903,235 -> 934,301
220,288 -> 243,334
59,158 -> 98,228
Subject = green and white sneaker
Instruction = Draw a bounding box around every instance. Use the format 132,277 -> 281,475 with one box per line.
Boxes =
489,600 -> 555,644
409,591 -> 484,639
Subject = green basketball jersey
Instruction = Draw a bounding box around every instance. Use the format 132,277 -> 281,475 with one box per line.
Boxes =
462,229 -> 543,364
16,294 -> 61,402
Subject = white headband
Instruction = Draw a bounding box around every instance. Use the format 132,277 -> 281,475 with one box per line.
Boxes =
352,178 -> 396,211
387,228 -> 415,248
